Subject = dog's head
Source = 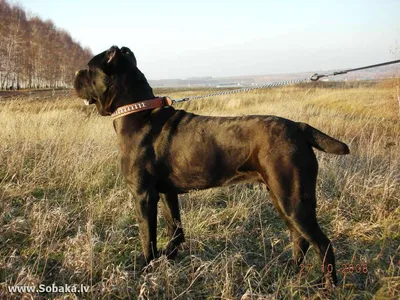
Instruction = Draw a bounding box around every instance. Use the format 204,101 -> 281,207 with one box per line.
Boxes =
74,46 -> 138,116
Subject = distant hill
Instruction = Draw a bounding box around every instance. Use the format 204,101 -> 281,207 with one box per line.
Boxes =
149,64 -> 400,87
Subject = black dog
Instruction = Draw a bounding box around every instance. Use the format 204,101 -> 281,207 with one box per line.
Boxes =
74,46 -> 349,287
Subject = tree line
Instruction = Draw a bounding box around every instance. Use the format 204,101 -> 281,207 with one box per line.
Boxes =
0,0 -> 92,90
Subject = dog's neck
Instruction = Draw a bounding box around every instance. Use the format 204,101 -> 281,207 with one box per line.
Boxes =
112,68 -> 155,108
112,67 -> 159,131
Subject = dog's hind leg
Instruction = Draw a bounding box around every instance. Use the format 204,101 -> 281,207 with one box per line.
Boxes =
269,192 -> 310,265
160,193 -> 185,258
264,154 -> 338,287
289,197 -> 337,287
271,189 -> 337,286
290,228 -> 310,265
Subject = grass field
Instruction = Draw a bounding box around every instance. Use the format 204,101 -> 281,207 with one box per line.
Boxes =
0,83 -> 399,299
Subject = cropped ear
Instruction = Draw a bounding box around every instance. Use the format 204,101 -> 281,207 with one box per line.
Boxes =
121,46 -> 137,67
106,46 -> 120,64
87,46 -> 122,75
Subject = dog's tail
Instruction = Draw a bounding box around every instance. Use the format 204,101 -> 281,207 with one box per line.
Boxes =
298,122 -> 350,155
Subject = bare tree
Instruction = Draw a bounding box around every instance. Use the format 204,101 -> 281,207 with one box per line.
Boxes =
0,0 -> 92,90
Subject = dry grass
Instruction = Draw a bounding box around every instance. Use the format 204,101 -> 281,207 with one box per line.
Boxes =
0,83 -> 399,299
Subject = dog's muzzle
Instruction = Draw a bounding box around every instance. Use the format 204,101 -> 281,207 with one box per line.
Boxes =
74,69 -> 97,106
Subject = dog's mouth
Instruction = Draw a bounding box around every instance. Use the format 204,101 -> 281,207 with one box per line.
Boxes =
83,98 -> 96,106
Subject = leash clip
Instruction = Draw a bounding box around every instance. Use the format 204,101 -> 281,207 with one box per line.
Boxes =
169,97 -> 189,104
310,73 -> 325,81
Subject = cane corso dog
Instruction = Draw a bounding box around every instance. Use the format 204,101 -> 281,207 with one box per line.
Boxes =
74,45 -> 349,287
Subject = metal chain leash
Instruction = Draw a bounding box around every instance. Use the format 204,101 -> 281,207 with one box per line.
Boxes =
172,77 -> 311,103
171,59 -> 400,104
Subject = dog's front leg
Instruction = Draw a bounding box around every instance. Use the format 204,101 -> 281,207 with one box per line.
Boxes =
131,187 -> 159,264
160,193 -> 185,258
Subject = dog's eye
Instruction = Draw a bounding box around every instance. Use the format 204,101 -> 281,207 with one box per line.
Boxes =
92,81 -> 96,85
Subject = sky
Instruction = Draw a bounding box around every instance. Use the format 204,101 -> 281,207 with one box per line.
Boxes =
15,0 -> 400,80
